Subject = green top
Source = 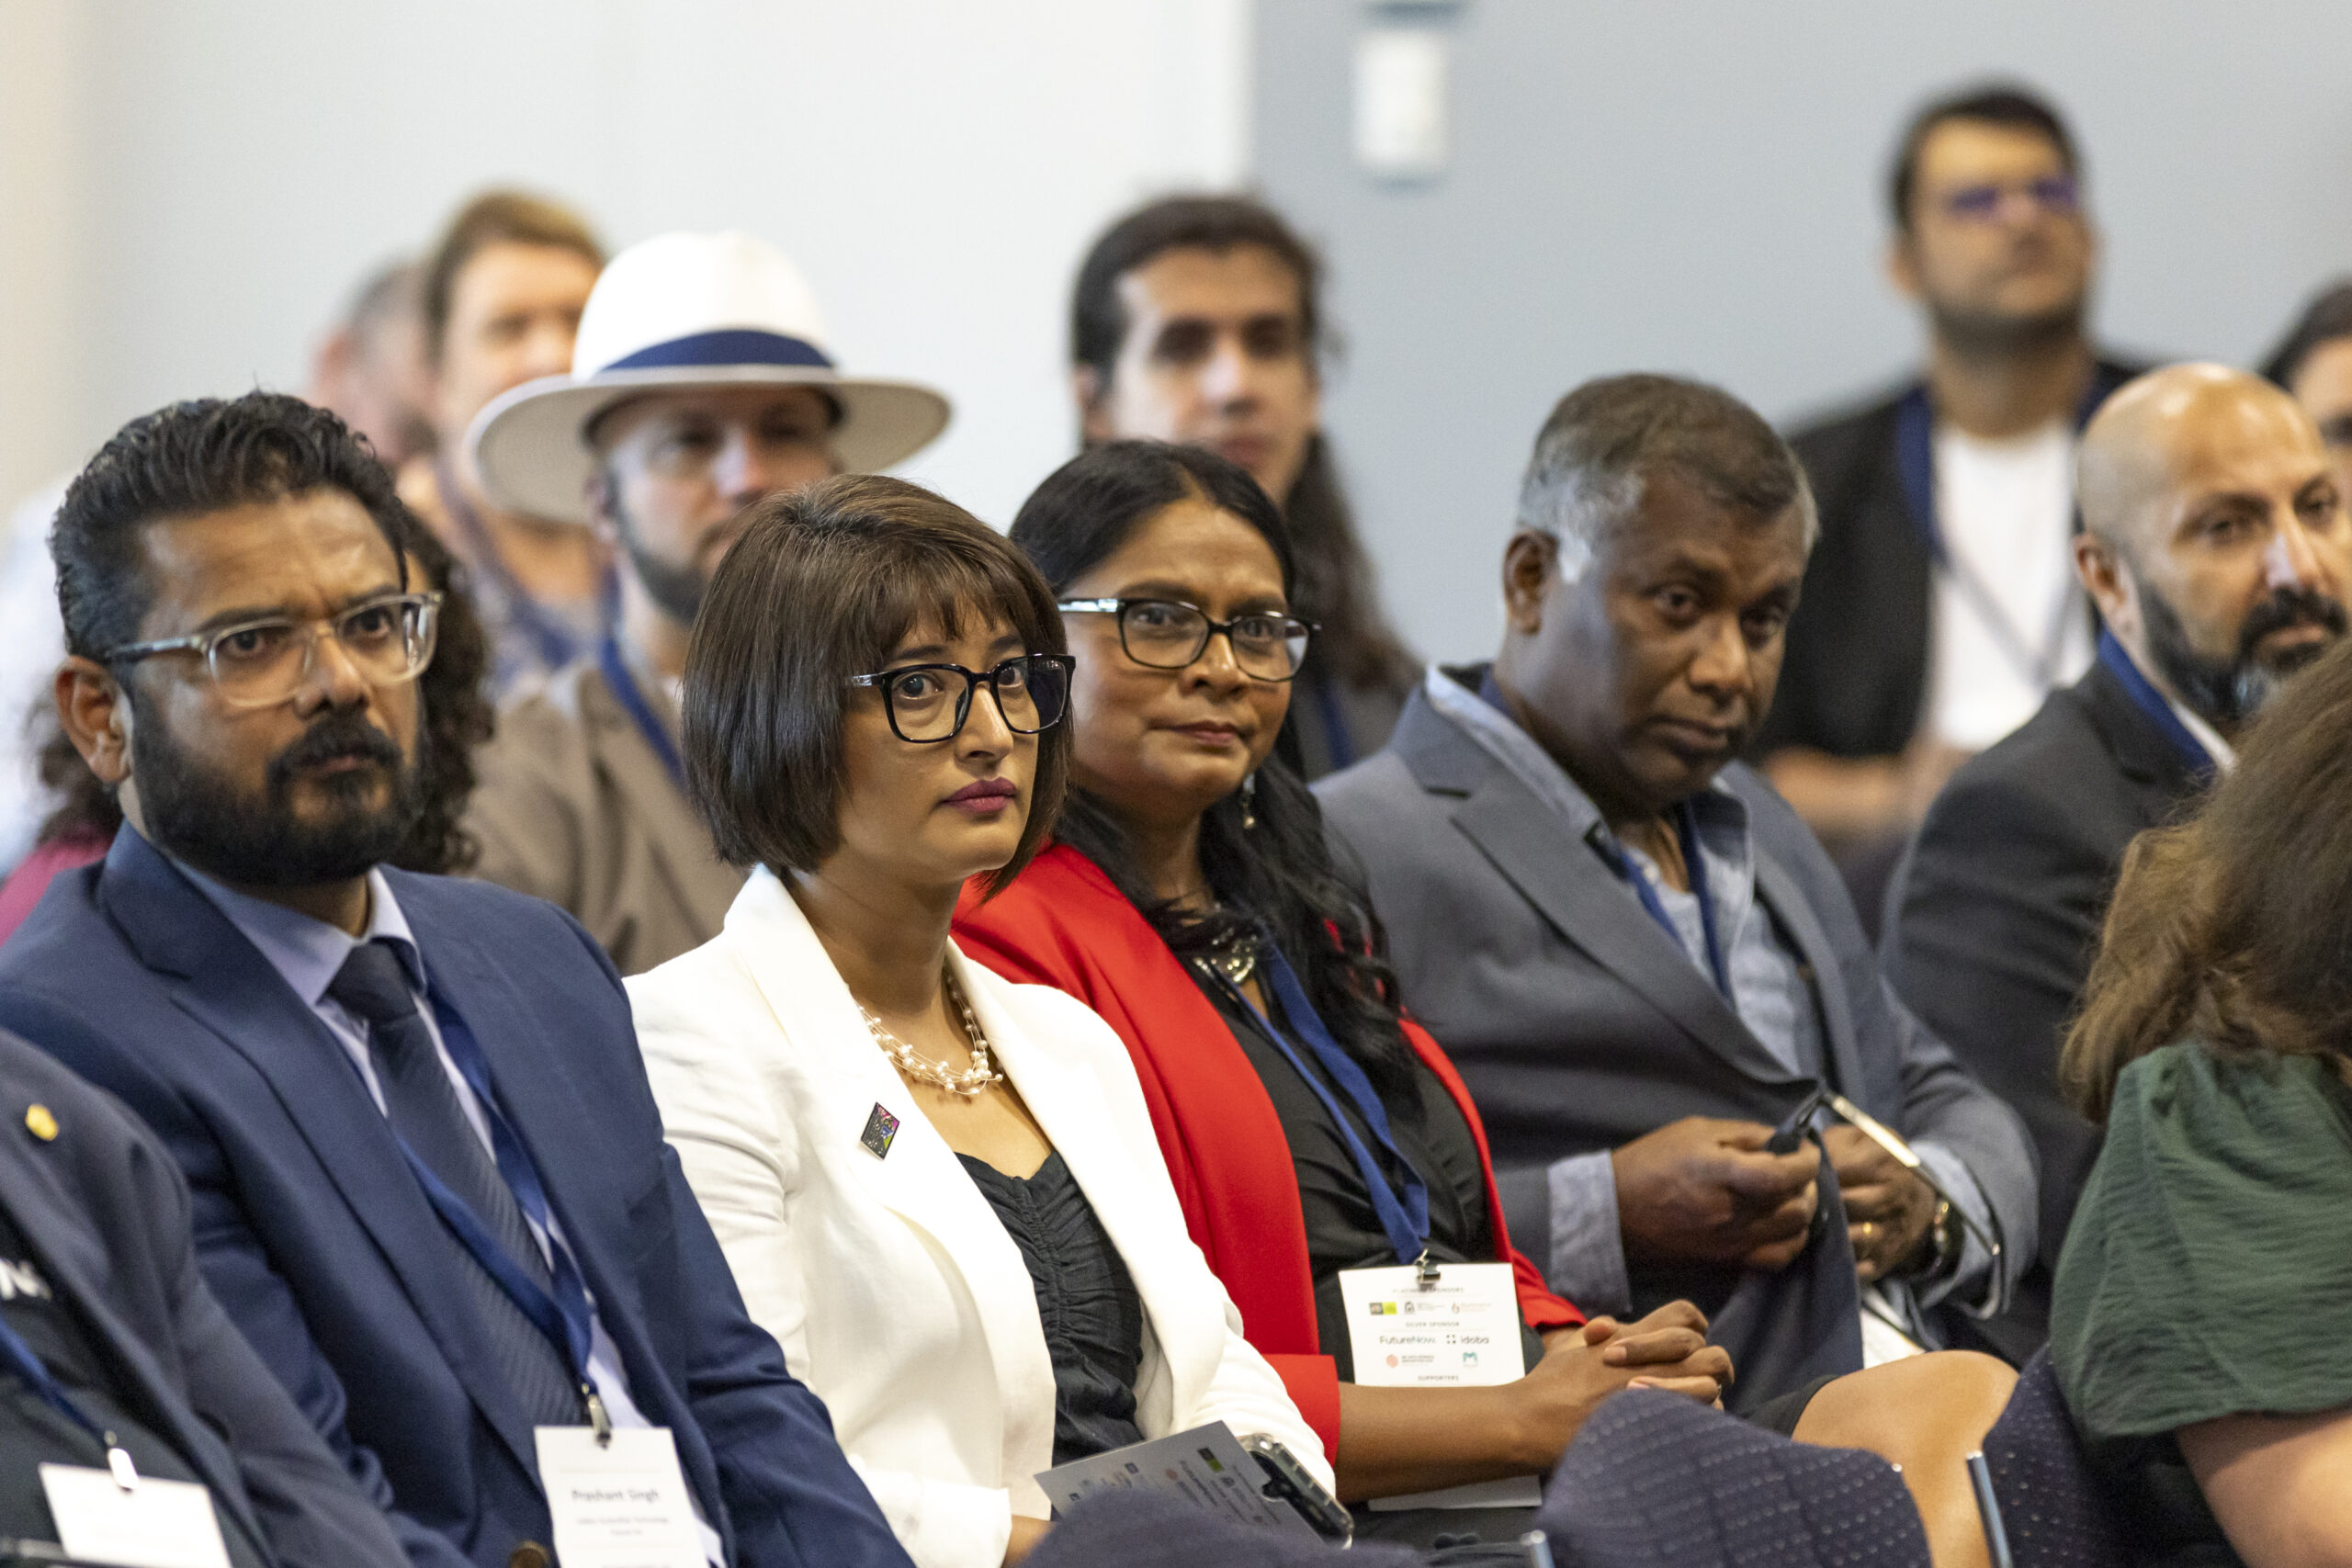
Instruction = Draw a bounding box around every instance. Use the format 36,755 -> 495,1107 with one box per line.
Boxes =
2051,1040 -> 2352,1568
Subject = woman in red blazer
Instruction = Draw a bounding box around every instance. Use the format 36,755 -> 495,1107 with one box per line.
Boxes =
952,443 -> 1736,1542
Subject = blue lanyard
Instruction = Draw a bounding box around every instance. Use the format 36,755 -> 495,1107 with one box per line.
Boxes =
0,1312 -> 106,1442
2096,629 -> 2216,783
1595,802 -> 1733,1000
437,458 -> 597,678
1893,385 -> 2093,693
597,637 -> 687,791
347,991 -> 605,1429
1216,940 -> 1430,1268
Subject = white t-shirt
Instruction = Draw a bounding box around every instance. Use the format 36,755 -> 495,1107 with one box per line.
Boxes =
1922,421 -> 2094,750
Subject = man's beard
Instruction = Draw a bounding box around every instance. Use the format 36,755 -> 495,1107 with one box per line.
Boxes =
612,493 -> 713,627
2142,582 -> 2348,729
135,702 -> 423,886
1928,293 -> 2086,358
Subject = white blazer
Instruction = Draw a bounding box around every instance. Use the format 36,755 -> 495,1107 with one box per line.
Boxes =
628,869 -> 1329,1568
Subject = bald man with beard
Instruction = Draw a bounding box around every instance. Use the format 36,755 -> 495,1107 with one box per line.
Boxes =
1883,364 -> 2352,1359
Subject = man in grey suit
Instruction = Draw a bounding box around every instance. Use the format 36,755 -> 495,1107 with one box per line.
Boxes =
1317,375 -> 2034,1411
0,1028 -> 406,1568
462,231 -> 950,973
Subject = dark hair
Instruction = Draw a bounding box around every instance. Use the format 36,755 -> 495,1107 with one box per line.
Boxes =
52,392 -> 417,663
684,475 -> 1069,894
1009,439 -> 1418,1097
2062,635 -> 2352,1122
1889,84 -> 2079,231
2260,280 -> 2352,391
420,190 -> 603,367
33,427 -> 494,875
1518,373 -> 1817,558
1070,195 -> 1415,694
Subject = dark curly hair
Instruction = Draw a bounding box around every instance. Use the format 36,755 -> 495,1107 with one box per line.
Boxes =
1009,438 -> 1417,1098
37,391 -> 494,873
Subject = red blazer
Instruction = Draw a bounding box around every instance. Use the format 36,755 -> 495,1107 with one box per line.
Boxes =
954,843 -> 1581,1461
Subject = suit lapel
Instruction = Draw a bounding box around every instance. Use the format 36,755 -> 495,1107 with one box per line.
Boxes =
583,667 -> 743,925
1421,721 -> 1804,1089
2080,660 -> 2203,818
98,835 -> 543,1478
1749,851 -> 1862,1096
726,874 -> 1054,1439
0,1114 -> 268,1550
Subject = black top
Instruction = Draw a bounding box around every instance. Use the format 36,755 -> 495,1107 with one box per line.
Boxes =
1191,962 -> 1543,1382
957,1151 -> 1147,1467
0,1203 -> 266,1568
1883,657 -> 2205,1360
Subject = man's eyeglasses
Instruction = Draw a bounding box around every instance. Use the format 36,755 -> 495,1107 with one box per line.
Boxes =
1938,175 -> 2079,224
1057,598 -> 1315,683
103,592 -> 443,710
845,653 -> 1074,744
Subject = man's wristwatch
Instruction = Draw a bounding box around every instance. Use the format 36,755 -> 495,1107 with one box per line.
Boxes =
1920,1196 -> 1961,1279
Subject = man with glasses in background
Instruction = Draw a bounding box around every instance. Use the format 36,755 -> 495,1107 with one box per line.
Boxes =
0,392 -> 912,1568
1755,85 -> 2145,928
462,231 -> 949,975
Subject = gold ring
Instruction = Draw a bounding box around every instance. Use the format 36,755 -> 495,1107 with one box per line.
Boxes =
1860,1221 -> 1875,1241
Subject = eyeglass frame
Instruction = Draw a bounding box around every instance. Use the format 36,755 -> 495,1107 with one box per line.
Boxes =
100,591 -> 446,710
843,653 -> 1076,745
1934,173 -> 2080,224
1055,597 -> 1317,682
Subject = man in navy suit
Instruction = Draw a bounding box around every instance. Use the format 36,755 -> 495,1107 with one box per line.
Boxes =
0,393 -> 910,1568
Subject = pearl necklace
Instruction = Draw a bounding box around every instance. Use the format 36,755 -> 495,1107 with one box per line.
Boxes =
861,969 -> 1002,1099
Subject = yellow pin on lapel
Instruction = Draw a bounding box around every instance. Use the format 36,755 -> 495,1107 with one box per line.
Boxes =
24,1105 -> 56,1142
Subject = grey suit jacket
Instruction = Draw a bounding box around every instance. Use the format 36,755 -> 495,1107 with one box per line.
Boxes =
467,657 -> 746,976
1315,680 -> 2036,1403
0,1028 -> 406,1568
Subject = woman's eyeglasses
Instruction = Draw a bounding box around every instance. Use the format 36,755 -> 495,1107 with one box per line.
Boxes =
1056,598 -> 1314,682
845,653 -> 1074,744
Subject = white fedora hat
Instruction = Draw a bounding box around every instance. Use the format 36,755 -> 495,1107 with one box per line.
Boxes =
468,231 -> 951,525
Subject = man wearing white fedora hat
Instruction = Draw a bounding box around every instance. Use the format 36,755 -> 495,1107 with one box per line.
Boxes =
464,231 -> 950,974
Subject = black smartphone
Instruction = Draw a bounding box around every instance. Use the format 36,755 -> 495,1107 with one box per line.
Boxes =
1238,1433 -> 1353,1541
1765,1085 -> 1831,1154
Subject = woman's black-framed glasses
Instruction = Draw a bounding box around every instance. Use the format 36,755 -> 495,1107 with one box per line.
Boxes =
101,592 -> 444,710
845,654 -> 1075,744
1056,598 -> 1314,682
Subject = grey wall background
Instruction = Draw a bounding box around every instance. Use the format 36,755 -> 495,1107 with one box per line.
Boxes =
1254,1 -> 2352,661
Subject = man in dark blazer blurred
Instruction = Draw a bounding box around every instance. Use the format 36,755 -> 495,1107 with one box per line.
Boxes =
0,1027 -> 406,1568
1884,364 -> 2352,1358
1318,376 -> 2034,1412
1757,85 -> 2142,919
0,393 -> 910,1568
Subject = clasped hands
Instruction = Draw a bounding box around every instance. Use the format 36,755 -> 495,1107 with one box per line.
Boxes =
1610,1115 -> 1937,1282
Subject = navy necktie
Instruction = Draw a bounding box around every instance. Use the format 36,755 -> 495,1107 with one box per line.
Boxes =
328,940 -> 583,1428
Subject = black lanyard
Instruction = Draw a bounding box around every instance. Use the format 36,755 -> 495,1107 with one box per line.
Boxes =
597,637 -> 687,791
1593,801 -> 1732,999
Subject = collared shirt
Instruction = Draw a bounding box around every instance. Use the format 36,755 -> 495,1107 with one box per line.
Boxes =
2169,696 -> 2236,774
1421,670 -> 1996,1322
158,832 -> 720,1562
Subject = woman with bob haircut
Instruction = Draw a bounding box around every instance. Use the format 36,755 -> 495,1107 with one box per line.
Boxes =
626,475 -> 1326,1568
2052,633 -> 2352,1568
955,441 -> 2025,1558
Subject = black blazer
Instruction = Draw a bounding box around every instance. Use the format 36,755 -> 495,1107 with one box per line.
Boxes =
1881,659 -> 2205,1357
0,1027 -> 406,1568
1317,682 -> 2038,1409
1758,357 -> 2145,761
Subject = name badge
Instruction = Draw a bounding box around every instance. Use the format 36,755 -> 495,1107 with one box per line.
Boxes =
537,1427 -> 705,1568
1338,1261 -> 1542,1511
39,1465 -> 232,1568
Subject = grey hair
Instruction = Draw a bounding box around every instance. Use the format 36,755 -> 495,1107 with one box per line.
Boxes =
1515,373 -> 1819,581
